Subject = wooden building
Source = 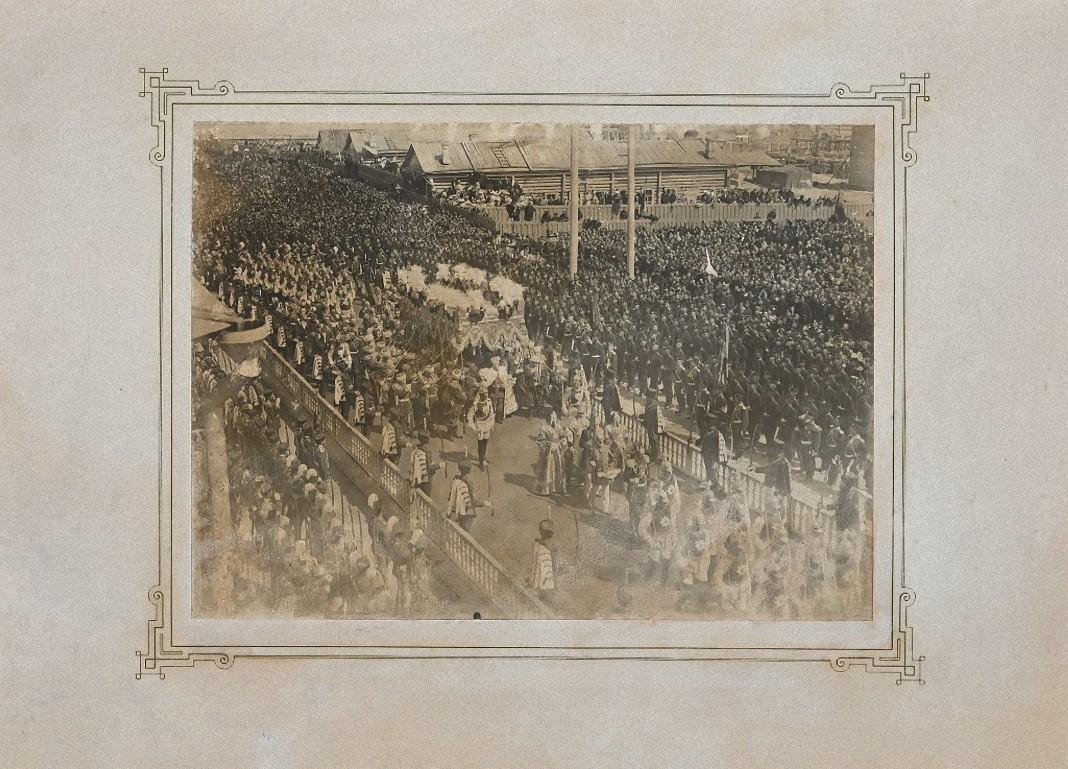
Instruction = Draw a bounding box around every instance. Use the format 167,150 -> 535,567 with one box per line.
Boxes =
401,137 -> 738,199
342,130 -> 413,164
316,129 -> 350,157
755,164 -> 814,190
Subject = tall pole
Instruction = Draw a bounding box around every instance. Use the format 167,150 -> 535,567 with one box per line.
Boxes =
569,124 -> 579,279
627,124 -> 636,279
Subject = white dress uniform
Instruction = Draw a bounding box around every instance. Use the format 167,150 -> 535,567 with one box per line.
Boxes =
446,477 -> 474,520
409,447 -> 430,486
380,421 -> 398,458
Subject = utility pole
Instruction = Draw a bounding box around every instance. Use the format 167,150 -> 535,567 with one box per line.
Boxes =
569,124 -> 579,279
627,124 -> 636,279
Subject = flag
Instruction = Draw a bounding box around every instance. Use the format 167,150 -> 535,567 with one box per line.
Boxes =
703,249 -> 719,278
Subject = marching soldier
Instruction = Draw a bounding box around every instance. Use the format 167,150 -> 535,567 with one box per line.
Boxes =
641,392 -> 664,461
380,408 -> 400,465
526,519 -> 557,605
445,463 -> 488,532
407,435 -> 437,500
467,385 -> 496,469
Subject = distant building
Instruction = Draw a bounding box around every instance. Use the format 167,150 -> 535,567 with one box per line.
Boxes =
711,147 -> 781,182
755,164 -> 813,190
848,125 -> 875,191
316,129 -> 350,157
342,131 -> 413,164
402,137 -> 736,198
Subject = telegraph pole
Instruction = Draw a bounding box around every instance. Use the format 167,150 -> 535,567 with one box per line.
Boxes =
627,124 -> 636,279
569,124 -> 579,279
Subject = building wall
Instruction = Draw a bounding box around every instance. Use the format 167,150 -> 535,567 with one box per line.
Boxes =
427,167 -> 728,198
848,125 -> 876,192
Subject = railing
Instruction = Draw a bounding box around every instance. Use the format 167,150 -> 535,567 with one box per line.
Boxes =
259,343 -> 553,618
599,401 -> 874,531
484,201 -> 874,235
408,490 -> 540,618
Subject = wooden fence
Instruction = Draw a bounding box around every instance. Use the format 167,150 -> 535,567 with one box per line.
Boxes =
486,201 -> 874,238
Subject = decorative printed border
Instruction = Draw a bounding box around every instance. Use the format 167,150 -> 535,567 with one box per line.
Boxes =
137,69 -> 928,682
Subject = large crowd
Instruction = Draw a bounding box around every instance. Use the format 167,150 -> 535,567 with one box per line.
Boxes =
695,186 -> 839,206
193,147 -> 875,618
192,342 -> 442,618
431,172 -> 840,216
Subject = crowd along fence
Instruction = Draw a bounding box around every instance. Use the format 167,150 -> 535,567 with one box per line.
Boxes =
211,331 -> 873,589
486,201 -> 874,238
593,399 -> 874,537
257,343 -> 553,619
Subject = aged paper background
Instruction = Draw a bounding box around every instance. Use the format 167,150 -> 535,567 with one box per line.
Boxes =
1,2 -> 1066,767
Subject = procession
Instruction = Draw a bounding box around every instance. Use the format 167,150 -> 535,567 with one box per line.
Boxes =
192,122 -> 876,621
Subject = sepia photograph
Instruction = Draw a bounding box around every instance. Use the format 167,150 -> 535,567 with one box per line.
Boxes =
191,120 -> 878,622
11,1 -> 1068,764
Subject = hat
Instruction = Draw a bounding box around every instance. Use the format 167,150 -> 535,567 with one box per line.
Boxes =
538,519 -> 554,540
458,462 -> 472,476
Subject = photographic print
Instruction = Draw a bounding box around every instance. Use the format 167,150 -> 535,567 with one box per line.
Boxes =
191,120 -> 877,622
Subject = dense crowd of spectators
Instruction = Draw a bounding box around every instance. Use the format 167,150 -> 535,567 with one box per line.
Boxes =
196,149 -> 873,480
193,147 -> 876,617
696,186 -> 839,206
192,342 -> 438,617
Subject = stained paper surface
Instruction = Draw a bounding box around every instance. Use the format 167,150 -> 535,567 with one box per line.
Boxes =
1,3 -> 1065,768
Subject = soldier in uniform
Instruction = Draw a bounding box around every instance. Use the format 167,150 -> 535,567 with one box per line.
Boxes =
467,385 -> 496,469
660,344 -> 677,409
407,435 -> 436,500
526,519 -> 557,605
699,421 -> 724,494
822,415 -> 845,487
379,408 -> 400,465
672,357 -> 688,414
798,414 -> 823,480
684,359 -> 701,421
842,427 -> 868,481
729,398 -> 750,460
446,463 -> 486,532
311,435 -> 330,482
410,379 -> 429,436
641,391 -> 664,461
694,382 -> 714,439
487,368 -> 506,425
604,341 -> 617,383
601,371 -> 623,424
587,337 -> 605,387
763,443 -> 793,498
